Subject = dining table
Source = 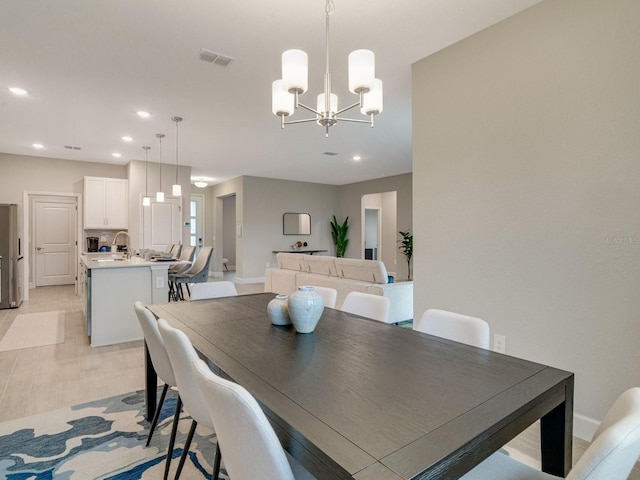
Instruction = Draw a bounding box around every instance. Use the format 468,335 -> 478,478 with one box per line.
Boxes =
146,292 -> 574,480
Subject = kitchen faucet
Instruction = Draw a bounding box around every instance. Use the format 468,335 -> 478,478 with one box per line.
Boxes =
111,231 -> 130,252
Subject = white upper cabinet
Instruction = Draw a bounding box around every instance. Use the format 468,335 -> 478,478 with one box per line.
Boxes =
84,177 -> 128,229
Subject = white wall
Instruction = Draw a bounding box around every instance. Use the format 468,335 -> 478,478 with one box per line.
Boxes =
412,0 -> 640,437
222,195 -> 236,268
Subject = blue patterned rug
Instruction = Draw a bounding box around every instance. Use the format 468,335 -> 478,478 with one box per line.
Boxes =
0,388 -> 225,479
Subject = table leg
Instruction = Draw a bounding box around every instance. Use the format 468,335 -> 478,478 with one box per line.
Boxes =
540,378 -> 574,476
144,341 -> 158,421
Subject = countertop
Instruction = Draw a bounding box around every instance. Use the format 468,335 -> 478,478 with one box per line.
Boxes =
80,253 -> 176,270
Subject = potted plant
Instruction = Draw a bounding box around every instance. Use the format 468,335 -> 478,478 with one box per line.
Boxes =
398,230 -> 413,280
330,215 -> 349,257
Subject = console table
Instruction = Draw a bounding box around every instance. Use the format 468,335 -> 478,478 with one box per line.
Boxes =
272,249 -> 328,255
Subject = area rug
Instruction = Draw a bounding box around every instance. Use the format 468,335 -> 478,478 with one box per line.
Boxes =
0,388 -> 226,479
0,311 -> 65,352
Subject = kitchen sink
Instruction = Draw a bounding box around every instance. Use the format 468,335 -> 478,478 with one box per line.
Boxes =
94,258 -> 127,262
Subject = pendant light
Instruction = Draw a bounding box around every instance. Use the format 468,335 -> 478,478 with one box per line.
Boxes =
156,133 -> 165,202
142,145 -> 151,206
171,116 -> 183,197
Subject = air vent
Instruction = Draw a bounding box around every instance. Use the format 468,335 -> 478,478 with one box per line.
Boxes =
64,145 -> 82,150
198,49 -> 234,67
323,151 -> 338,156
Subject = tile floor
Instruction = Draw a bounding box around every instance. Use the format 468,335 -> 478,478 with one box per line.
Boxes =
1,279 -> 638,478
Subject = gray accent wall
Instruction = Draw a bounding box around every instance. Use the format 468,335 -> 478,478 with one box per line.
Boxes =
412,0 -> 640,437
337,173 -> 412,280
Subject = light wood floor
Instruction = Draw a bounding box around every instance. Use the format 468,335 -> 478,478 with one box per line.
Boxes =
1,282 -> 638,478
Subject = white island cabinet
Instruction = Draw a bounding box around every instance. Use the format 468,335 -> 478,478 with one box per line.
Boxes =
81,254 -> 170,347
84,176 -> 128,229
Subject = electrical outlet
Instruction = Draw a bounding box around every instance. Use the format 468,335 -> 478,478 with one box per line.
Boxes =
156,276 -> 164,289
493,334 -> 506,354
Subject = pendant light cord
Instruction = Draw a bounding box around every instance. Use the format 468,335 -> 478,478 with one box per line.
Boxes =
143,146 -> 150,195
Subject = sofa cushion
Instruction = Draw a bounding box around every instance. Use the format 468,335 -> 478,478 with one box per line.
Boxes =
335,258 -> 388,284
303,255 -> 338,277
276,252 -> 304,271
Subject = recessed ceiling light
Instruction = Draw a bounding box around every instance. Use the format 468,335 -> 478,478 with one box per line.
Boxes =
9,87 -> 28,96
136,111 -> 151,118
121,136 -> 133,142
194,180 -> 208,188
353,155 -> 361,161
112,152 -> 122,158
32,143 -> 44,149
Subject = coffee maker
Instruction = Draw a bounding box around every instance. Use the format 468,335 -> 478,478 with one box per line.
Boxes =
87,237 -> 99,252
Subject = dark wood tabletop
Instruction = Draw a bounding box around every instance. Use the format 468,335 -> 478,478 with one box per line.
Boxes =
147,293 -> 573,480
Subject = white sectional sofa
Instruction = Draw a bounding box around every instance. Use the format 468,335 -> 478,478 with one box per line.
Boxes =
264,253 -> 413,323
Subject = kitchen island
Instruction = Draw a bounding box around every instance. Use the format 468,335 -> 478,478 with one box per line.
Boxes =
80,254 -> 173,347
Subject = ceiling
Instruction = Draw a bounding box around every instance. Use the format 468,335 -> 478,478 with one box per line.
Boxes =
0,0 -> 540,186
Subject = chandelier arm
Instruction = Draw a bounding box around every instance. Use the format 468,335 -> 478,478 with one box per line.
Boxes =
297,102 -> 322,116
335,101 -> 362,116
335,117 -> 374,125
283,118 -> 322,126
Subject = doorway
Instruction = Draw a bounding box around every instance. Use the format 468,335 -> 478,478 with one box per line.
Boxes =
364,208 -> 380,260
222,195 -> 236,271
361,191 -> 398,276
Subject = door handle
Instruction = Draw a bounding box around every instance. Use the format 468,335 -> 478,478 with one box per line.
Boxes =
36,247 -> 43,251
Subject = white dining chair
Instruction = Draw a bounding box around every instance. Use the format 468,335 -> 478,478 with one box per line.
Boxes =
341,291 -> 391,323
193,358 -> 316,480
133,302 -> 181,474
158,319 -> 222,480
460,387 -> 640,480
414,308 -> 490,349
189,281 -> 238,300
308,286 -> 337,309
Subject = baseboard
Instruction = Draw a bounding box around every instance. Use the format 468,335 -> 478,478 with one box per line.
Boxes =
209,271 -> 224,278
574,413 -> 599,442
235,276 -> 265,285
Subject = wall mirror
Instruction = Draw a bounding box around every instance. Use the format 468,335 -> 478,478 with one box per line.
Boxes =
283,212 -> 311,235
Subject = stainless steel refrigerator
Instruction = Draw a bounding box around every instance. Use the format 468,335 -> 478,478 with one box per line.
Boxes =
0,204 -> 23,309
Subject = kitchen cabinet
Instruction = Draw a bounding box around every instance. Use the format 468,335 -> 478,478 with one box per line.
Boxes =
84,176 -> 128,229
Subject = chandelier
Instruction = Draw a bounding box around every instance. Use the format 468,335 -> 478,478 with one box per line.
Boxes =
272,0 -> 383,137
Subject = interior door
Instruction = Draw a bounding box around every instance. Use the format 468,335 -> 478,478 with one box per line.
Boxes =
35,200 -> 77,286
190,194 -> 205,255
142,197 -> 181,251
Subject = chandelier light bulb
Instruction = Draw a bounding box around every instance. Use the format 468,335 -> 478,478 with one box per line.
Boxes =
142,196 -> 151,206
272,80 -> 295,116
348,50 -> 375,94
156,191 -> 165,202
282,49 -> 308,94
317,93 -> 338,115
172,185 -> 182,196
361,79 -> 383,115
